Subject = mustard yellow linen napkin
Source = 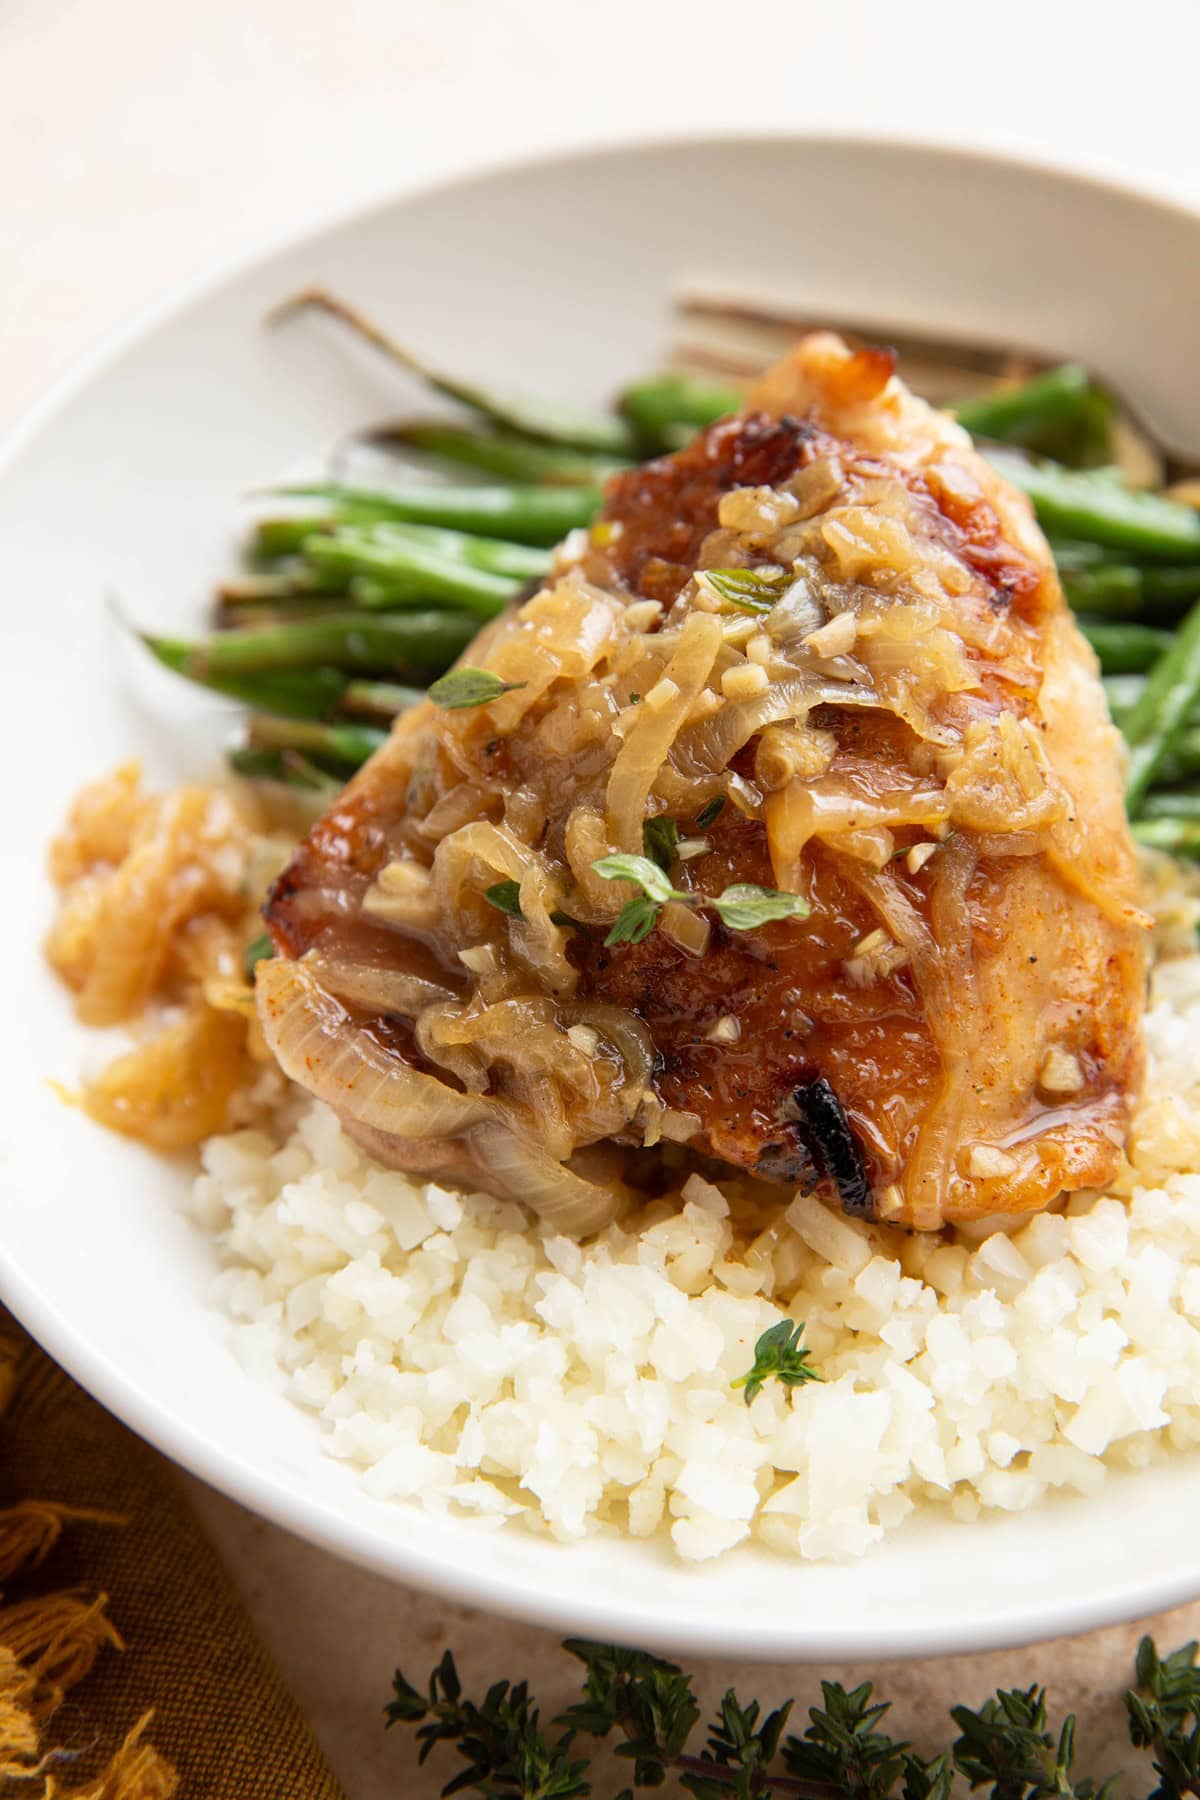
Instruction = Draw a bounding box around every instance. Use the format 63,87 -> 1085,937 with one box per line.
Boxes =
0,1307 -> 348,1798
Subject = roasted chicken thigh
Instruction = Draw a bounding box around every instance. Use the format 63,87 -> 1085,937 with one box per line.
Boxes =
260,335 -> 1147,1231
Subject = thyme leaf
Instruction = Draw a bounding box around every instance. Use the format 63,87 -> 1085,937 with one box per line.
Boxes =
731,1318 -> 822,1405
701,566 -> 794,613
591,857 -> 809,947
642,815 -> 681,872
709,883 -> 810,931
695,795 -> 727,830
484,879 -> 523,918
604,896 -> 662,946
591,853 -> 682,906
429,667 -> 526,709
389,1632 -> 1197,1797
243,930 -> 274,981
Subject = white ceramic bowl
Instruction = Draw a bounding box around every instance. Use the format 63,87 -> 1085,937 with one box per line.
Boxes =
4,135 -> 1200,1662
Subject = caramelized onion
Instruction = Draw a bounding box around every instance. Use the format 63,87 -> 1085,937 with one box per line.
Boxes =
257,959 -> 498,1139
766,774 -> 947,887
836,835 -> 978,1228
257,959 -> 620,1236
469,1124 -> 623,1236
677,677 -> 883,777
606,611 -> 723,851
561,1000 -> 657,1101
301,956 -> 457,1017
445,574 -> 619,749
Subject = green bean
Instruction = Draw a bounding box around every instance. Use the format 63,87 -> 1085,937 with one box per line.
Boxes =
344,576 -> 405,609
302,529 -> 518,616
246,713 -> 387,769
268,482 -> 603,546
372,420 -> 627,487
214,602 -> 349,631
1103,677 -> 1200,747
228,746 -> 288,781
226,749 -> 340,821
1157,728 -> 1200,783
364,521 -> 550,580
1061,562 -> 1200,619
1142,566 -> 1200,603
273,288 -> 640,455
146,611 -> 475,680
1139,790 -> 1200,819
340,680 -> 426,718
250,515 -> 339,559
1049,538 -> 1200,594
1103,673 -> 1145,720
229,746 -> 339,793
618,374 -> 742,449
991,451 -> 1200,559
1050,537 -> 1112,573
140,645 -> 350,719
1122,597 -> 1200,811
1061,567 -> 1145,617
218,571 -> 324,604
251,517 -> 547,583
1077,619 -> 1172,674
960,369 -> 1114,467
949,361 -> 1093,439
1045,390 -> 1113,467
1130,816 -> 1200,857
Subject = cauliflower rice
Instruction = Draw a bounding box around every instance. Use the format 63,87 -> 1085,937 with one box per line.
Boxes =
191,861 -> 1200,1563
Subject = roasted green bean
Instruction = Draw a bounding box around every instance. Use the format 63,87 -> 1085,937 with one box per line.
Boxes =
618,374 -> 742,449
274,288 -> 640,455
993,452 -> 1200,559
1077,620 -> 1173,674
301,529 -> 520,616
246,713 -> 387,769
370,420 -> 627,487
1122,599 -> 1200,811
146,610 -> 475,680
267,481 -> 603,546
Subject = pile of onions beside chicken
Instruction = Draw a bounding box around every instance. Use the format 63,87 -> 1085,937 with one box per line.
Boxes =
256,334 -> 1148,1237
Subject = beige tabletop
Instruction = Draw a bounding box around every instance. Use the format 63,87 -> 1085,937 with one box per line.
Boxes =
6,2 -> 1200,1792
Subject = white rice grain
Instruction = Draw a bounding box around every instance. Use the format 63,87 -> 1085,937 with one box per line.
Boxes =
192,870 -> 1200,1562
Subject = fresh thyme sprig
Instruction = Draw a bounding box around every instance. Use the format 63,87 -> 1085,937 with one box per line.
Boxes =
387,1635 -> 1200,1799
731,1319 -> 822,1406
386,1650 -> 590,1799
950,1686 -> 1115,1799
1126,1636 -> 1200,1798
592,853 -> 809,948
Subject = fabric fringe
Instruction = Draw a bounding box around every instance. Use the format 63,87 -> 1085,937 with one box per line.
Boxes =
46,1713 -> 180,1800
2,1305 -> 344,1800
0,1591 -> 124,1717
0,1502 -> 126,1584
0,1534 -> 177,1798
0,1642 -> 41,1776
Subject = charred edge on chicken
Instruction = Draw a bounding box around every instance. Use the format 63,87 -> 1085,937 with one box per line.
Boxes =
781,1077 -> 873,1217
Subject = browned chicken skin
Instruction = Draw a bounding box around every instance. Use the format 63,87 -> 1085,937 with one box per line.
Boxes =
261,336 -> 1147,1231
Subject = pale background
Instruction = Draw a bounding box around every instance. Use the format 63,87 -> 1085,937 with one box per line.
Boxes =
4,1 -> 1200,1792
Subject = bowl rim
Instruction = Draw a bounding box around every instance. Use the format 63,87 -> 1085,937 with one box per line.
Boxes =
5,128 -> 1200,1663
